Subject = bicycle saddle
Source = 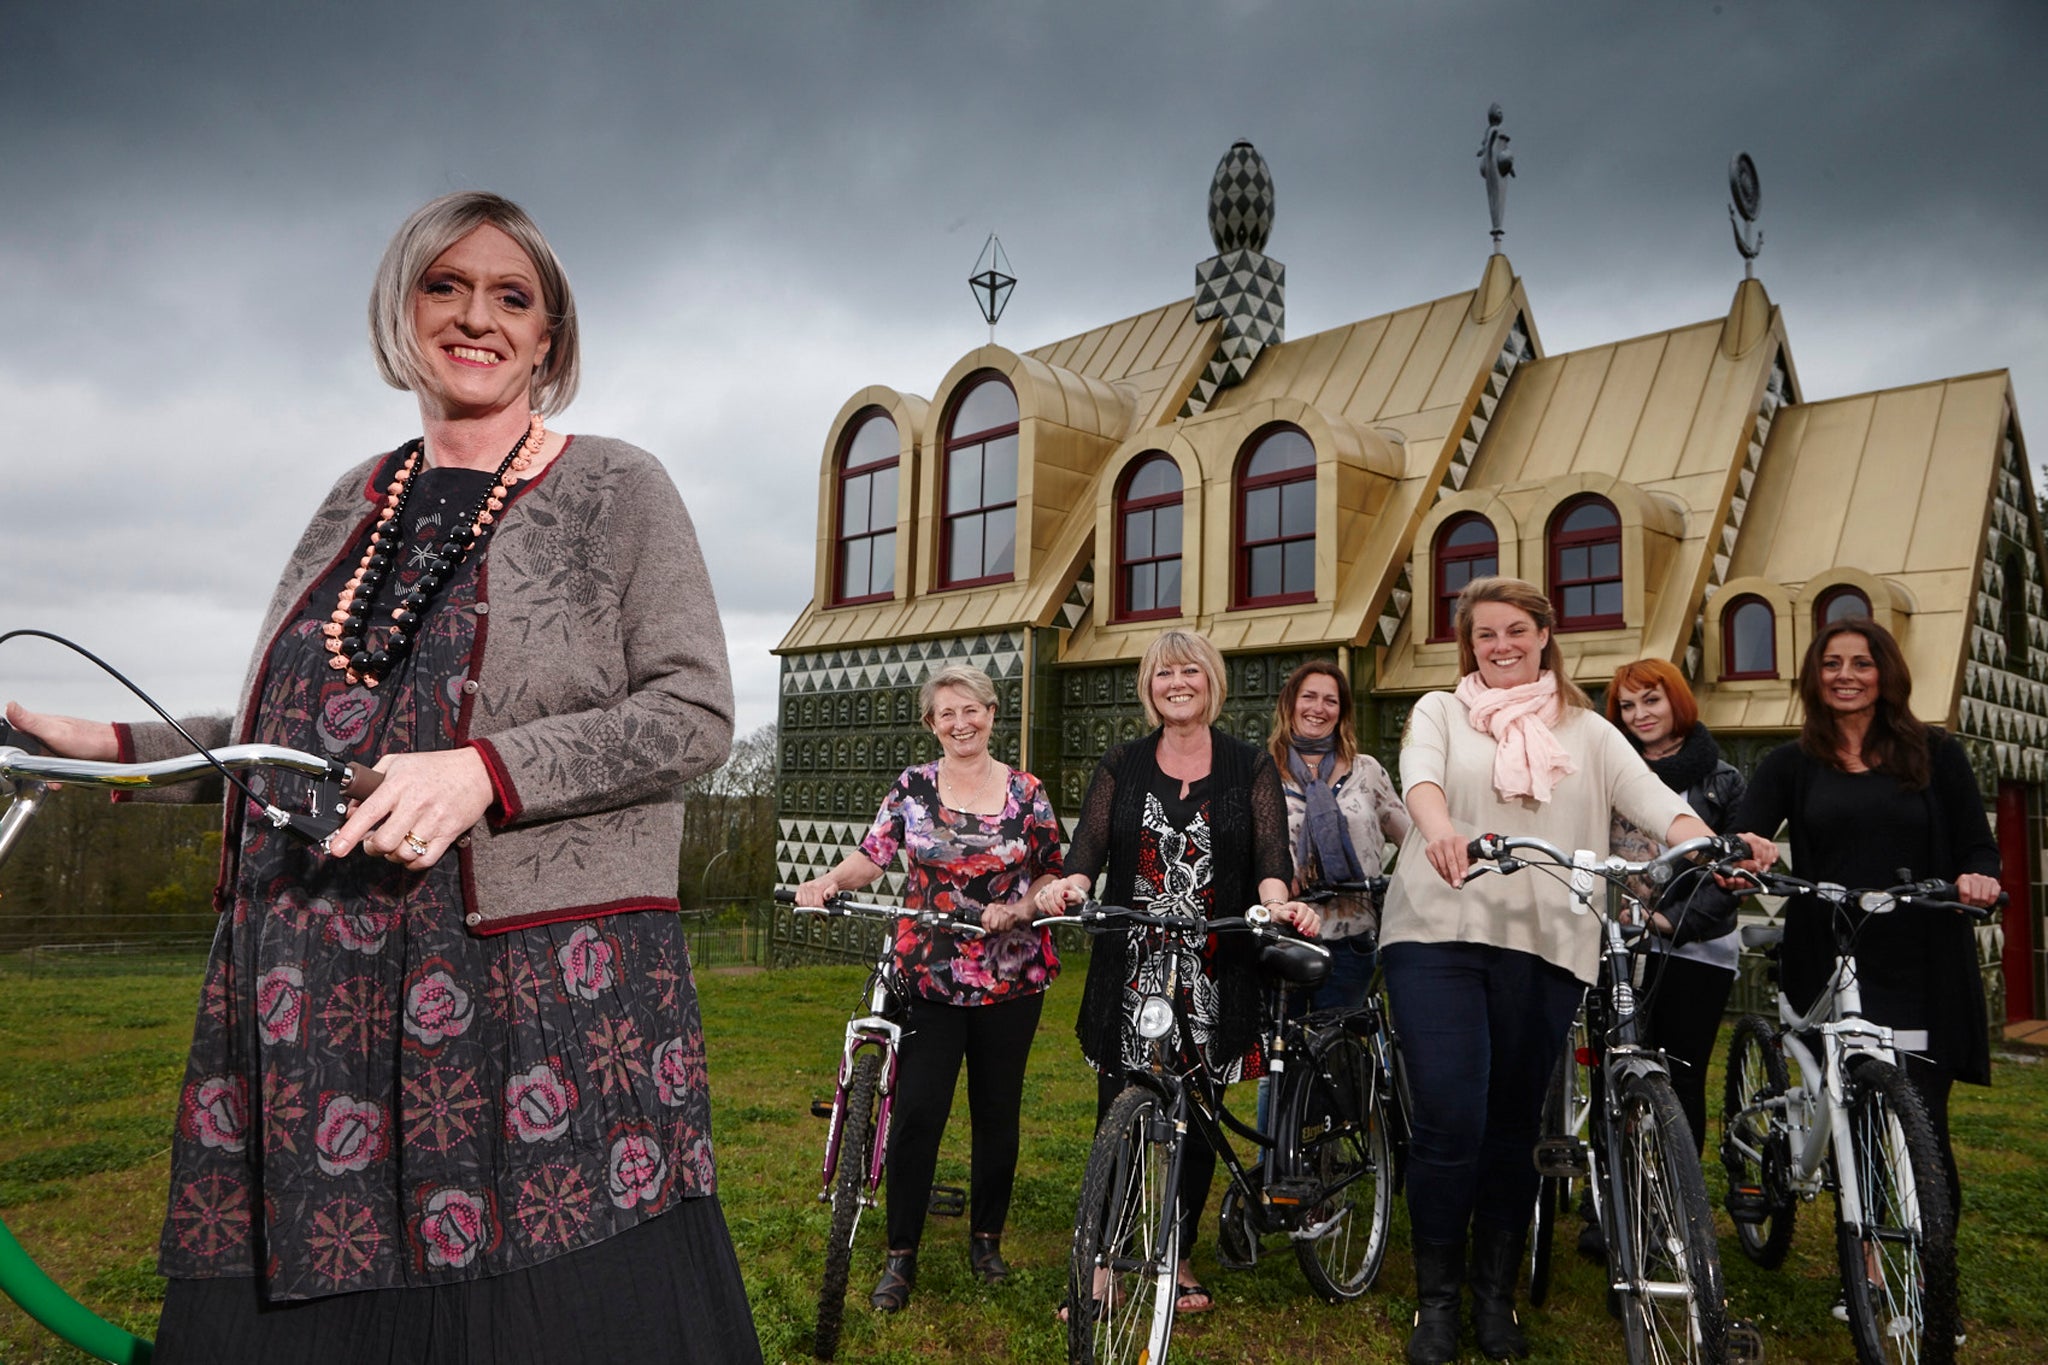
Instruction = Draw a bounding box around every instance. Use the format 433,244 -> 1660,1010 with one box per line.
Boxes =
1257,937 -> 1331,987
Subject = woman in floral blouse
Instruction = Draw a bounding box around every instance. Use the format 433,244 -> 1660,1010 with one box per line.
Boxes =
794,664 -> 1064,1313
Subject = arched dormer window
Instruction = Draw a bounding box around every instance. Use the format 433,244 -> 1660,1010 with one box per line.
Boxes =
833,409 -> 899,604
1815,584 -> 1872,630
1235,425 -> 1315,607
1431,513 -> 1499,641
940,374 -> 1019,588
1117,453 -> 1183,621
1549,495 -> 1623,631
1721,593 -> 1777,679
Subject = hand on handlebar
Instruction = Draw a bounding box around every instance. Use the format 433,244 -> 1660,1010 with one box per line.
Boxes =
1034,875 -> 1089,917
3,702 -> 118,762
1426,830 -> 1472,887
1265,900 -> 1321,937
1954,872 -> 2002,909
978,902 -> 1033,933
326,748 -> 493,868
1711,832 -> 1778,888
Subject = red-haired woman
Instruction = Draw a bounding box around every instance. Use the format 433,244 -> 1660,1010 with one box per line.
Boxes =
1727,618 -> 2000,1227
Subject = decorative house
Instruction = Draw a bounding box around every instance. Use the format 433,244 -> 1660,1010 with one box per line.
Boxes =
772,132 -> 2043,1028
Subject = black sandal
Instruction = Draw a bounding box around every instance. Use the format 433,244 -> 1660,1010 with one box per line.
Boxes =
870,1250 -> 917,1312
970,1233 -> 1010,1285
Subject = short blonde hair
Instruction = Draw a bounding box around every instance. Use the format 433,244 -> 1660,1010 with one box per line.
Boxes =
1136,629 -> 1227,728
368,191 -> 581,417
919,665 -> 1000,726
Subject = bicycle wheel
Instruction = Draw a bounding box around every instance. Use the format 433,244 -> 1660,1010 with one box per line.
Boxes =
1719,1013 -> 1796,1269
813,1049 -> 881,1361
1290,1028 -> 1393,1301
1609,1071 -> 1727,1364
1069,1086 -> 1180,1365
1835,1056 -> 1958,1365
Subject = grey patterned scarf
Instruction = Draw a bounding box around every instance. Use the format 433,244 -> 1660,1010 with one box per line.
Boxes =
1287,733 -> 1365,887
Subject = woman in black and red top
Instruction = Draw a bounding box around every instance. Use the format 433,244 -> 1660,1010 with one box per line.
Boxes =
795,663 -> 1064,1311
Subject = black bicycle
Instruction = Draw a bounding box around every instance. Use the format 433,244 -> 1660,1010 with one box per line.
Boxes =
1046,898 -> 1393,1365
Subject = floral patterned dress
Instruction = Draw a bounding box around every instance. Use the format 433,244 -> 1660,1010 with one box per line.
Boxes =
158,466 -> 714,1301
858,763 -> 1062,1005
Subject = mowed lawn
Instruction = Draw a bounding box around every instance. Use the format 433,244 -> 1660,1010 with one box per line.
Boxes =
1,954 -> 2044,1363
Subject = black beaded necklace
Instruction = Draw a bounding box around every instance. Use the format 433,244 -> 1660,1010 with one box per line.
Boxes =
323,415 -> 542,688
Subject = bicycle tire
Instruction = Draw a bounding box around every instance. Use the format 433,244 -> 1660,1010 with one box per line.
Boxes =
813,1049 -> 881,1361
1609,1071 -> 1728,1364
1719,1013 -> 1796,1269
1289,1029 -> 1393,1301
1069,1085 -> 1179,1365
1835,1056 -> 1958,1365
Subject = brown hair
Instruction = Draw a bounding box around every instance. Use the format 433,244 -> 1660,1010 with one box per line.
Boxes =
1797,617 -> 1930,787
1454,576 -> 1594,710
1604,658 -> 1699,744
1268,660 -> 1357,774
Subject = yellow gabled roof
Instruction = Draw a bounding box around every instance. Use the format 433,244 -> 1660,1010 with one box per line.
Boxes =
1026,298 -> 1214,431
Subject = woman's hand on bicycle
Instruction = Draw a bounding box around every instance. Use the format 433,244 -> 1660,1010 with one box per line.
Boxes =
1034,874 -> 1088,916
3,701 -> 117,761
1710,831 -> 1778,887
1266,900 -> 1321,937
978,902 -> 1033,934
1955,872 -> 2002,909
326,748 -> 493,868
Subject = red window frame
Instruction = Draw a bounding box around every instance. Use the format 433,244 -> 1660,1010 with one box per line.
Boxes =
1115,453 -> 1184,622
1549,495 -> 1624,631
1234,425 -> 1317,608
1431,513 -> 1499,641
1814,584 -> 1872,631
938,374 -> 1020,589
1721,593 -> 1778,679
832,409 -> 900,606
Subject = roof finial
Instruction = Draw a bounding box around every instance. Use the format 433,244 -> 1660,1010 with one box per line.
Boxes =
1478,103 -> 1515,253
968,234 -> 1015,343
1728,153 -> 1763,279
1207,140 -> 1274,254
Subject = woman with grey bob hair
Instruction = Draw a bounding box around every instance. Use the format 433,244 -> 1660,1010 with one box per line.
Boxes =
5,190 -> 760,1362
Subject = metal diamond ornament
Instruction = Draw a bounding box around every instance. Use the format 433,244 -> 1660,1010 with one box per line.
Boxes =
969,234 -> 1015,337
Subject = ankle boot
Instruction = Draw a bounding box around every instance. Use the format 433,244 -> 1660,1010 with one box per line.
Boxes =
1406,1238 -> 1464,1365
1469,1222 -> 1530,1360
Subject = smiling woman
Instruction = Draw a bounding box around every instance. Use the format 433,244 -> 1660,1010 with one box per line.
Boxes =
3,191 -> 759,1364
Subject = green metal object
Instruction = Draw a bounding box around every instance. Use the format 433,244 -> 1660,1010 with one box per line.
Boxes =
0,1214 -> 152,1362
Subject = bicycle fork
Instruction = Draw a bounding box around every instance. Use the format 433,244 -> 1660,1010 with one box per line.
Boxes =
818,1018 -> 899,1202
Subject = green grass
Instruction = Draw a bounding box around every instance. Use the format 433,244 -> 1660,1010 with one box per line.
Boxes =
1,957 -> 2044,1362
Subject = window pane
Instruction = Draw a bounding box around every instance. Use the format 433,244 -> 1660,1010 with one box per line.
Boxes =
841,538 -> 870,598
1475,553 -> 1498,579
1156,503 -> 1182,554
1445,561 -> 1472,592
1280,477 -> 1315,536
1731,601 -> 1772,672
1245,486 -> 1279,542
1283,539 -> 1315,595
840,474 -> 869,536
951,377 -> 1017,437
1129,563 -> 1155,613
983,506 -> 1016,576
870,467 -> 898,528
1129,454 -> 1180,500
1249,544 -> 1282,599
1590,541 -> 1620,579
949,515 -> 982,582
1594,581 -> 1623,618
871,532 -> 895,594
1560,545 -> 1588,580
1824,590 -> 1870,624
1445,516 -> 1495,551
1157,558 -> 1181,611
1565,585 -> 1592,619
844,413 -> 898,472
1561,500 -> 1618,535
947,447 -> 982,514
1246,428 -> 1314,479
982,434 -> 1018,505
1124,509 -> 1152,560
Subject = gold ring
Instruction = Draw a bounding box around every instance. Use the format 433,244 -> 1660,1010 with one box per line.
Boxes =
402,833 -> 429,858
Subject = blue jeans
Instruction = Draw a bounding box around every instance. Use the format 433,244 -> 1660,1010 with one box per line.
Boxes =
1383,941 -> 1584,1245
1310,935 -> 1379,1013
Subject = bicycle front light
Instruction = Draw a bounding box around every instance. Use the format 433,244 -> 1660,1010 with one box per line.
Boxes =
1857,891 -> 1896,915
1135,996 -> 1175,1040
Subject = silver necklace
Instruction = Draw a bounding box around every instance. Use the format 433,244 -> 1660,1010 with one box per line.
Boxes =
940,758 -> 1001,811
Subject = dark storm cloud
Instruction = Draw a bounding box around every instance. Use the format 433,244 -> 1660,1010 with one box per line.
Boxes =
3,0 -> 2042,729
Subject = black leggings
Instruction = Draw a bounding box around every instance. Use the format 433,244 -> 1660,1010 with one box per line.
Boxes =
1096,1071 -> 1216,1258
884,991 -> 1045,1250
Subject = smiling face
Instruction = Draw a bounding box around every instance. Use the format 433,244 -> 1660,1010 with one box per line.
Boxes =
410,224 -> 552,422
1468,600 -> 1548,689
1817,631 -> 1880,718
1150,659 -> 1211,728
926,684 -> 995,760
1290,671 -> 1343,744
1614,683 -> 1676,750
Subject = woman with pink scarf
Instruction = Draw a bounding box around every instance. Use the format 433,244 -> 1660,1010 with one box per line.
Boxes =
1380,577 -> 1769,1364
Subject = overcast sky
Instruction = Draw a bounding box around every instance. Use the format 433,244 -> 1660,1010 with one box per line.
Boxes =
3,0 -> 2043,742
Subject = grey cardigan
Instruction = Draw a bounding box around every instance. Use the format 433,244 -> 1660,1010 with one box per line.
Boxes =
116,435 -> 735,933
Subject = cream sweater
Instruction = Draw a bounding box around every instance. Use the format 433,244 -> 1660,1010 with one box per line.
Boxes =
1381,689 -> 1692,984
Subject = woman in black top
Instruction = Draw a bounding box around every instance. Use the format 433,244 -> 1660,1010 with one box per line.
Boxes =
1036,628 -> 1316,1316
1728,618 -> 2000,1220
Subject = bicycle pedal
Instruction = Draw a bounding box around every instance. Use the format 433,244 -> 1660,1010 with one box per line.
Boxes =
1727,1318 -> 1765,1363
1724,1185 -> 1770,1225
927,1184 -> 966,1217
1262,1178 -> 1320,1208
1532,1136 -> 1588,1179
810,1098 -> 834,1119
